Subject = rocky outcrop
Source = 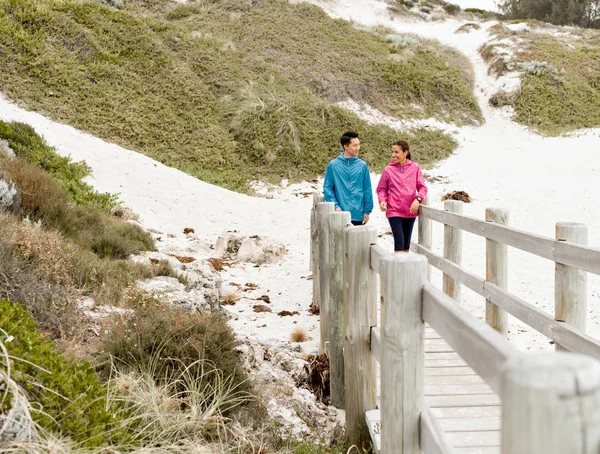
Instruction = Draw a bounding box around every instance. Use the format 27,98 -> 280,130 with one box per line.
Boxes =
215,233 -> 287,264
236,339 -> 342,447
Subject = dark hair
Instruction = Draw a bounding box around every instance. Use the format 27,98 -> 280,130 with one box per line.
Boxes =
340,131 -> 359,148
393,139 -> 411,160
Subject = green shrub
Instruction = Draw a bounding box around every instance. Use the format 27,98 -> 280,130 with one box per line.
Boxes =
0,299 -> 130,447
0,121 -> 119,212
104,304 -> 250,396
0,156 -> 154,259
443,3 -> 460,15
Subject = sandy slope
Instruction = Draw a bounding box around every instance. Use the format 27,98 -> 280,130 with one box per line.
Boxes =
2,0 -> 600,354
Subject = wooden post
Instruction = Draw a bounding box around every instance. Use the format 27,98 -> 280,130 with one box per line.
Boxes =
443,200 -> 463,301
344,225 -> 377,449
317,202 -> 334,355
311,192 -> 325,308
417,196 -> 432,280
485,208 -> 509,336
381,254 -> 427,454
328,211 -> 351,409
501,352 -> 600,454
555,222 -> 588,352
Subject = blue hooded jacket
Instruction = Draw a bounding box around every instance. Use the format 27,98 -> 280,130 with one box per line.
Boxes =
323,153 -> 373,222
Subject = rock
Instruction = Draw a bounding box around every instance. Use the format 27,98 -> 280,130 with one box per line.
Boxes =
237,236 -> 287,264
215,233 -> 287,264
0,176 -> 20,214
0,396 -> 32,443
137,276 -> 219,312
0,139 -> 15,160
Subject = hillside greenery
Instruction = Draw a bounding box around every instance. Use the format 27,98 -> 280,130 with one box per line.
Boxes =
0,120 -> 170,338
0,0 -> 479,191
484,24 -> 600,134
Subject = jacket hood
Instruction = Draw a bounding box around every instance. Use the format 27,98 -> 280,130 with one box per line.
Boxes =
337,152 -> 359,162
388,159 -> 415,167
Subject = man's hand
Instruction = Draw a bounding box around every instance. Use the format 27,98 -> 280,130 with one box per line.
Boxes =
363,214 -> 370,225
379,201 -> 387,212
409,199 -> 420,215
335,207 -> 342,212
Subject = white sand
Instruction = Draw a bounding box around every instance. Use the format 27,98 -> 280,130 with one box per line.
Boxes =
1,0 -> 599,354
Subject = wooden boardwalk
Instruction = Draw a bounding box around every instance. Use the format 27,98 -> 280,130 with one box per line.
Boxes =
311,194 -> 600,453
370,327 -> 501,453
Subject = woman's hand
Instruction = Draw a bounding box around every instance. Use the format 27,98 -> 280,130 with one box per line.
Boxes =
380,201 -> 387,212
409,199 -> 420,214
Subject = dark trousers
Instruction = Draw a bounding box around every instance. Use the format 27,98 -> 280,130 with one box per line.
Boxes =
351,220 -> 364,226
389,217 -> 416,251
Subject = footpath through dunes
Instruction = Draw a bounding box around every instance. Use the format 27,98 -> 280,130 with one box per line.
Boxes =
305,0 -> 600,351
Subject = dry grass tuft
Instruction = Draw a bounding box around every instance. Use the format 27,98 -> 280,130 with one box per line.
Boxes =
221,291 -> 240,306
290,327 -> 309,343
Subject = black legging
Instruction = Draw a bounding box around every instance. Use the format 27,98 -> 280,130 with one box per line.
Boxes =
389,217 -> 416,251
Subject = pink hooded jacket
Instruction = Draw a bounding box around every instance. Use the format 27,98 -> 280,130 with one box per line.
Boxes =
376,160 -> 428,219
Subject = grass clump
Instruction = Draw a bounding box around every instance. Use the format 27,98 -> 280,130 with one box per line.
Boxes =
0,0 -> 471,191
103,304 -> 250,396
0,299 -> 129,447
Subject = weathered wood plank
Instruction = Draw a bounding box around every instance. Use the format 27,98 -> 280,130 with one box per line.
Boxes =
425,384 -> 494,396
425,359 -> 468,368
501,353 -> 600,454
425,367 -> 477,376
453,448 -> 500,454
554,222 -> 587,351
425,375 -> 486,385
424,352 -> 466,360
425,344 -> 456,353
420,404 -> 455,454
430,406 -> 501,419
485,208 -> 509,336
317,201 -> 334,355
418,196 -> 433,280
343,226 -> 378,450
370,244 -> 387,275
428,394 -> 501,408
454,446 -> 501,454
380,253 -> 427,453
423,284 -> 517,394
443,201 -> 463,300
327,211 -> 351,409
437,417 -> 500,432
446,431 -> 501,447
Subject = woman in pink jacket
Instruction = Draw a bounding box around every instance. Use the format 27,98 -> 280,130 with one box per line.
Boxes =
376,140 -> 428,252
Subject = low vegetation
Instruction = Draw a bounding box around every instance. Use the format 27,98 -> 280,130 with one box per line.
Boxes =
0,0 -> 478,191
103,304 -> 250,394
0,120 -> 167,338
0,299 -> 129,447
499,0 -> 600,29
482,26 -> 600,134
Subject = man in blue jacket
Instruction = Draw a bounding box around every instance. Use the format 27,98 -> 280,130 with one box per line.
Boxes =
323,131 -> 374,226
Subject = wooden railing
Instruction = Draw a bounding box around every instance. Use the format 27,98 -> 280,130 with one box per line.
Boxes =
310,193 -> 600,453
